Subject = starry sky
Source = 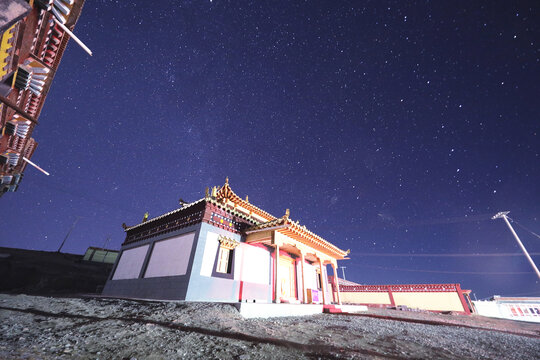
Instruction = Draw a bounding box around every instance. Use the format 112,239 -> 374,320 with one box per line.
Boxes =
1,0 -> 539,299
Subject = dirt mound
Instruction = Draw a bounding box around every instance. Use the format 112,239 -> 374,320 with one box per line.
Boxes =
0,294 -> 538,359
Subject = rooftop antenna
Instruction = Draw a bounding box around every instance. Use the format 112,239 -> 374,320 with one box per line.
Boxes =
340,266 -> 347,281
102,235 -> 111,250
492,211 -> 540,280
57,216 -> 81,253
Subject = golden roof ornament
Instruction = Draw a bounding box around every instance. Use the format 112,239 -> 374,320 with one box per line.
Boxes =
284,208 -> 290,220
225,176 -> 229,184
245,195 -> 249,203
211,186 -> 217,198
142,212 -> 149,222
205,186 -> 210,199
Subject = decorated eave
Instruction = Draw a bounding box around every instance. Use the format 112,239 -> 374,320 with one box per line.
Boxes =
123,197 -> 264,233
123,179 -> 273,232
123,179 -> 347,259
246,212 -> 350,260
214,177 -> 276,222
123,198 -> 206,232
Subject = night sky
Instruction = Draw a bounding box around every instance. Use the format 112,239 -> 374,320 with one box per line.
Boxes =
1,0 -> 539,299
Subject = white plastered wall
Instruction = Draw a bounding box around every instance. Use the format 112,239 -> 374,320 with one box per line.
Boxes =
296,260 -> 303,302
234,243 -> 271,284
323,266 -> 332,301
200,231 -> 220,277
472,300 -> 502,318
303,262 -> 318,290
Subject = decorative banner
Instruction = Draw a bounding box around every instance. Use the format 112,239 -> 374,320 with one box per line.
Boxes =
505,303 -> 540,318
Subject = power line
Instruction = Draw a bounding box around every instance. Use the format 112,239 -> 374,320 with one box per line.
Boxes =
500,290 -> 540,297
355,252 -> 540,257
364,212 -> 494,230
358,264 -> 531,275
395,213 -> 495,228
508,217 -> 540,241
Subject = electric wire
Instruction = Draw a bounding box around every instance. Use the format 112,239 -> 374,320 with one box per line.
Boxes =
395,213 -> 495,228
507,216 -> 540,240
354,252 -> 540,257
499,290 -> 540,297
358,264 -> 531,275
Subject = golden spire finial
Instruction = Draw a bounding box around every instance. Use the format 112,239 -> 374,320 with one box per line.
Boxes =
211,186 -> 217,197
225,176 -> 229,185
142,212 -> 149,222
284,208 -> 290,219
205,186 -> 209,198
245,195 -> 249,203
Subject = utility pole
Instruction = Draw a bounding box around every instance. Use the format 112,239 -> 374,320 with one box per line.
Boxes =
57,216 -> 81,253
340,266 -> 347,281
492,211 -> 540,280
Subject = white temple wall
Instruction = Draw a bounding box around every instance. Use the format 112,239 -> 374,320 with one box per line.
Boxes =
200,231 -> 220,277
303,262 -> 318,290
234,243 -> 271,284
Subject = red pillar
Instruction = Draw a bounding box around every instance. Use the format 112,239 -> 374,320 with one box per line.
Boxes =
456,284 -> 471,314
387,285 -> 396,306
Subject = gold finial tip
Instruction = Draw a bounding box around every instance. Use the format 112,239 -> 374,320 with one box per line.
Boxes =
225,176 -> 229,184
245,195 -> 249,202
285,208 -> 290,217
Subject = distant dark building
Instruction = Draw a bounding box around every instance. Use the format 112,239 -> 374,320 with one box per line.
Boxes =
83,247 -> 119,264
0,0 -> 85,197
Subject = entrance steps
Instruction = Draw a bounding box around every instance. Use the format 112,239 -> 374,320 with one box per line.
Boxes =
324,304 -> 369,314
236,303 -> 368,318
236,303 -> 323,318
323,305 -> 343,314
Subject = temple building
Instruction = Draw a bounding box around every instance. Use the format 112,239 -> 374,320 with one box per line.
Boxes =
0,0 -> 86,196
102,179 -> 350,305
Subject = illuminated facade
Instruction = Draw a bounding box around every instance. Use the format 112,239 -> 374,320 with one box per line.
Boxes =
0,0 -> 85,196
103,179 -> 350,304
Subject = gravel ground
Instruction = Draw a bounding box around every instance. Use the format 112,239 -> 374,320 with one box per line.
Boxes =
0,294 -> 538,359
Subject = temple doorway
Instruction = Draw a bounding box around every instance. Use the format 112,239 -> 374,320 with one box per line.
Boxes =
278,255 -> 297,302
